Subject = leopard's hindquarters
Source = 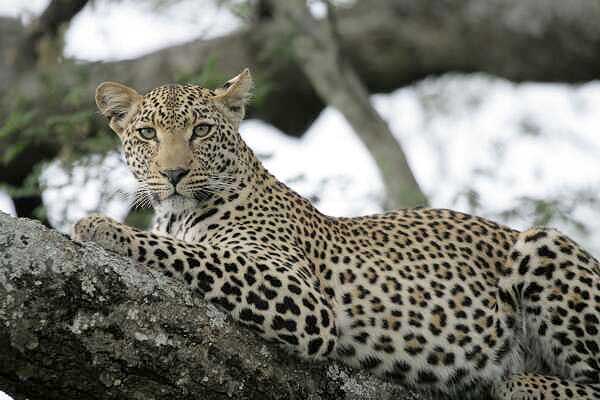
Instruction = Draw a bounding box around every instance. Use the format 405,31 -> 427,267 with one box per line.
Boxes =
495,228 -> 600,399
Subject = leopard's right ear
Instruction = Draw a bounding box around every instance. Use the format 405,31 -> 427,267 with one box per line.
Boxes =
95,82 -> 142,135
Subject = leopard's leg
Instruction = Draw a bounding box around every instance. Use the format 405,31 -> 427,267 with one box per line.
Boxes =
496,228 -> 600,399
72,214 -> 338,359
493,374 -> 600,400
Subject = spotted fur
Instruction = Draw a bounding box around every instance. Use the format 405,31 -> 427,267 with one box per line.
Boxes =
73,69 -> 600,399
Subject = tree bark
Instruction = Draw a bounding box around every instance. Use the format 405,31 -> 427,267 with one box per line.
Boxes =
0,212 -> 431,400
271,0 -> 428,209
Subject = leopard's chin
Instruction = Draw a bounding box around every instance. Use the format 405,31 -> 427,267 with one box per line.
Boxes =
155,193 -> 199,214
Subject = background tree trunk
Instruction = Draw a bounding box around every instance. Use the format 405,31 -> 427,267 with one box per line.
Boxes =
272,0 -> 428,209
0,212 -> 432,400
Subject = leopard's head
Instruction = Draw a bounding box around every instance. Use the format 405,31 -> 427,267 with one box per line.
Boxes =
95,69 -> 256,209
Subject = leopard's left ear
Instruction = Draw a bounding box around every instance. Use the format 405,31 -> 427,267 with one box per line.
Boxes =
95,81 -> 142,136
213,68 -> 253,124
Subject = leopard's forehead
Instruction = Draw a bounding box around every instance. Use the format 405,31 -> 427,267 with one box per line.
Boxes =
137,84 -> 217,129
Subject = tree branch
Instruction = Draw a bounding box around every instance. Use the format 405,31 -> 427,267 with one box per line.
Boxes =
271,0 -> 428,208
16,0 -> 90,68
0,212 -> 430,400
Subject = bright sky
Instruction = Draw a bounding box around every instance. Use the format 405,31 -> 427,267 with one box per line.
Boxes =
0,0 -> 241,60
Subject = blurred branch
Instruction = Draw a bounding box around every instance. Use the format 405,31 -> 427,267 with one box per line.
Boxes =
271,0 -> 427,208
5,0 -> 600,135
16,0 -> 90,68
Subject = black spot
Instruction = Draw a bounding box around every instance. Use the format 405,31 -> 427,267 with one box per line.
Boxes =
523,282 -> 544,299
288,284 -> 301,295
247,291 -> 269,310
325,339 -> 336,356
265,275 -> 282,287
196,271 -> 214,293
498,289 -> 517,311
259,284 -> 278,300
353,332 -> 369,344
154,248 -> 169,260
187,257 -> 201,269
417,370 -> 438,384
239,308 -> 265,325
272,315 -> 297,332
320,309 -> 330,327
308,337 -> 324,355
427,353 -> 439,365
443,352 -> 455,365
224,263 -> 238,273
360,356 -> 382,370
533,264 -> 556,279
386,361 -> 410,381
221,281 -> 242,297
538,245 -> 557,259
278,334 -> 299,346
173,258 -> 184,272
305,315 -> 319,335
206,262 -> 223,278
518,255 -> 531,275
190,208 -> 218,226
475,354 -> 489,370
279,296 -> 301,315
302,298 -> 315,311
553,331 -> 572,346
235,255 -> 246,266
244,271 -> 256,286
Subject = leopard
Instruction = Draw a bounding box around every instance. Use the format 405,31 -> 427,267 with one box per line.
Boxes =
73,68 -> 600,399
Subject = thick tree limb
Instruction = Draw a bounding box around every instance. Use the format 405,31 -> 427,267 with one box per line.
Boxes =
271,0 -> 428,209
16,0 -> 90,68
0,212 -> 429,400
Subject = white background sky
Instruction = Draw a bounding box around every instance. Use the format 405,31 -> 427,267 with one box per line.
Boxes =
1,1 -> 600,397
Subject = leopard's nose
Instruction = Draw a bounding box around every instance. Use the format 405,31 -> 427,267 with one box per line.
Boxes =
160,168 -> 190,185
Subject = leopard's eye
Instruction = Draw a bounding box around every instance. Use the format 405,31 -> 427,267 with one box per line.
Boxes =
137,127 -> 156,140
192,123 -> 214,139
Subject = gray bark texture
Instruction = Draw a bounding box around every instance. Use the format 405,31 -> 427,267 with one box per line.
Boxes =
0,212 -> 431,400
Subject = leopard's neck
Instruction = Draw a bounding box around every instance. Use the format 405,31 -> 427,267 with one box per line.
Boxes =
150,160 -> 331,245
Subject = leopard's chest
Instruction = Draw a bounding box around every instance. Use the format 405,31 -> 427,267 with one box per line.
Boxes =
152,208 -> 222,242
151,198 -> 256,243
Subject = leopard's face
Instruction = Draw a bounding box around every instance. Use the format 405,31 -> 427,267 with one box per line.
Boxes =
95,70 -> 254,208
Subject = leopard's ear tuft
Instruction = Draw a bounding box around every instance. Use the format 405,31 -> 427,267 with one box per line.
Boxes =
213,68 -> 253,125
95,82 -> 142,135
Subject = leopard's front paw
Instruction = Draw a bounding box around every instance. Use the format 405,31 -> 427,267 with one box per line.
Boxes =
72,214 -> 129,256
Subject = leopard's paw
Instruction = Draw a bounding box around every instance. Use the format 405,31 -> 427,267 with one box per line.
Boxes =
72,214 -> 129,256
